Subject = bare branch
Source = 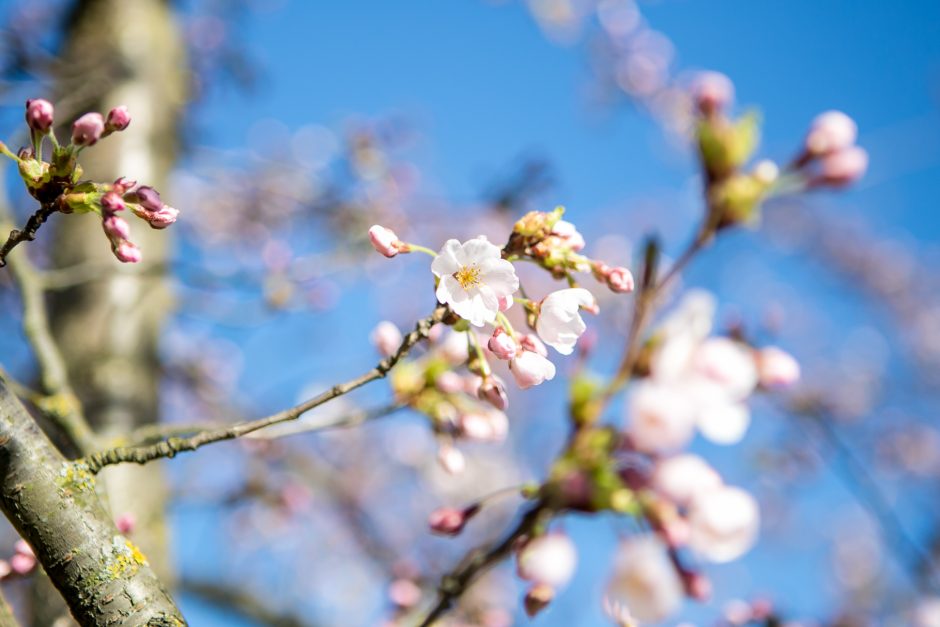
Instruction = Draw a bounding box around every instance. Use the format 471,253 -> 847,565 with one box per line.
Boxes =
82,307 -> 447,473
417,503 -> 550,627
0,213 -> 97,454
0,204 -> 58,268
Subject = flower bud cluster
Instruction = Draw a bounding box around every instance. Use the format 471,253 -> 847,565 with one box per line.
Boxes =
691,72 -> 866,233
5,99 -> 177,263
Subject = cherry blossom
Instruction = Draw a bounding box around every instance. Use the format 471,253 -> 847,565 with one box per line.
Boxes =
757,346 -> 801,388
371,321 -> 402,357
536,288 -> 596,355
652,454 -> 724,507
369,224 -> 402,258
805,110 -> 858,156
516,533 -> 578,588
626,381 -> 697,454
432,237 -> 519,327
687,485 -> 759,563
509,349 -> 556,389
605,535 -> 684,623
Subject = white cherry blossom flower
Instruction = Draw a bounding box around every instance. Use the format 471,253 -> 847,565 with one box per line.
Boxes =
652,453 -> 724,507
517,534 -> 578,588
536,288 -> 596,355
687,485 -> 759,563
626,381 -> 697,454
432,237 -> 519,327
757,346 -> 801,388
605,535 -> 683,623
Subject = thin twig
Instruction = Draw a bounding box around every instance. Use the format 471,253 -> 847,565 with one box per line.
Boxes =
0,203 -> 58,268
800,405 -> 940,593
81,307 -> 446,473
120,402 -> 403,447
0,212 -> 97,453
417,503 -> 549,627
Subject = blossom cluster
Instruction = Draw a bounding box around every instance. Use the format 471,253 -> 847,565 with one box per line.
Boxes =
365,69 -> 862,625
3,99 -> 178,263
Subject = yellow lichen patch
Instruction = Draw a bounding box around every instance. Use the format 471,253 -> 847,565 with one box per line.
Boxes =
37,392 -> 80,419
58,462 -> 95,495
104,538 -> 148,580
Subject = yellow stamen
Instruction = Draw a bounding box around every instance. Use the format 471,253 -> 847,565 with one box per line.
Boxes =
455,264 -> 481,289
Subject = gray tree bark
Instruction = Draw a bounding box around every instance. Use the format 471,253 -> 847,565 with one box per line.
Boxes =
0,378 -> 185,625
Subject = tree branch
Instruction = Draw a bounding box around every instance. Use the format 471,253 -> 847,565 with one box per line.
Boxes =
0,376 -> 184,625
181,578 -> 313,627
0,203 -> 58,268
1,216 -> 97,454
417,503 -> 549,627
81,307 -> 446,473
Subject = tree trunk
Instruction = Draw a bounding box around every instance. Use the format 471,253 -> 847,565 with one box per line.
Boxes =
39,0 -> 187,624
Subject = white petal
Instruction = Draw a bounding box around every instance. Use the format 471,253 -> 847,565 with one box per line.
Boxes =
431,239 -> 462,277
697,400 -> 750,445
435,275 -> 463,308
459,236 -> 501,264
479,258 -> 519,297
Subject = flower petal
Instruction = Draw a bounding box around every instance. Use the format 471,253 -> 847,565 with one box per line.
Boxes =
431,239 -> 462,277
459,236 -> 501,264
697,400 -> 750,445
479,258 -> 519,297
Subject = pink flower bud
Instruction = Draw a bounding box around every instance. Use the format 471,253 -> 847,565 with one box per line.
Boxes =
134,186 -> 163,212
113,241 -> 142,264
435,370 -> 464,394
146,205 -> 179,229
71,112 -> 105,147
606,266 -> 635,293
437,444 -> 465,475
100,191 -> 126,214
477,376 -> 509,411
10,553 -> 35,575
112,177 -> 137,195
517,534 -> 578,588
368,224 -> 402,258
519,333 -> 548,357
370,321 -> 402,357
509,350 -> 556,389
25,98 -> 54,134
102,215 -> 131,241
388,578 -> 422,608
428,505 -> 478,536
0,560 -> 10,579
487,328 -> 517,361
551,219 -> 585,251
816,146 -> 868,187
691,71 -> 734,116
682,570 -> 712,601
805,110 -> 858,157
105,105 -> 131,133
757,346 -> 800,388
115,513 -> 137,535
459,409 -> 508,442
524,583 -> 555,618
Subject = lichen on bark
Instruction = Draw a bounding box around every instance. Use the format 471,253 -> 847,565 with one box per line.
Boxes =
0,378 -> 185,625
